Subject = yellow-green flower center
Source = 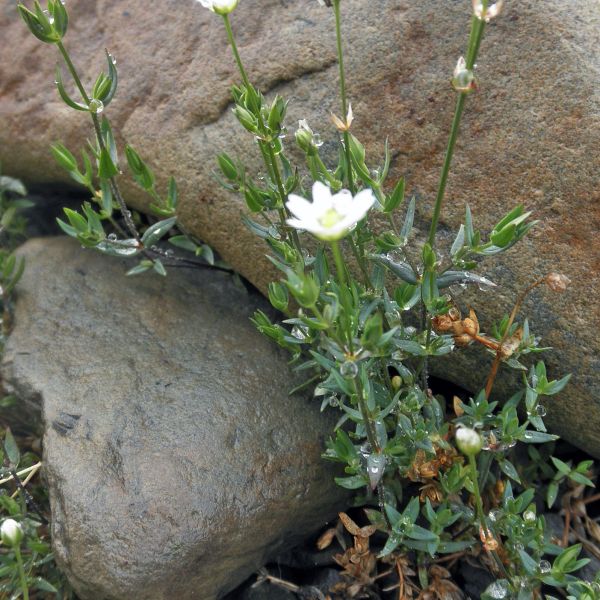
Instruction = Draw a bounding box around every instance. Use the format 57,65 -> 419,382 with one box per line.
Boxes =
318,208 -> 343,228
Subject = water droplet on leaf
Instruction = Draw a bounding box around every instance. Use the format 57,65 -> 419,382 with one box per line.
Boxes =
340,360 -> 358,379
485,580 -> 509,599
88,99 -> 104,114
539,560 -> 551,574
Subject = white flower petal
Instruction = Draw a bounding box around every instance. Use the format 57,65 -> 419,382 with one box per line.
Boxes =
286,194 -> 317,220
311,181 -> 333,205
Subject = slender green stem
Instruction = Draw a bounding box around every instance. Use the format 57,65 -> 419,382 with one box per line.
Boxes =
469,453 -> 486,533
223,15 -> 250,88
426,16 -> 486,248
56,41 -> 90,104
426,93 -> 467,247
14,546 -> 29,600
56,42 -> 140,240
265,144 -> 302,253
330,240 -> 354,352
332,0 -> 355,194
347,238 -> 372,288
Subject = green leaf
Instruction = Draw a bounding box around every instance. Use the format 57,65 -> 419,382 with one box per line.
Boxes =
169,235 -> 197,252
64,208 -> 88,232
383,177 -> 405,213
125,145 -> 155,190
408,525 -> 438,541
400,196 -> 415,242
551,456 -> 571,475
141,216 -> 177,247
54,67 -> 88,111
499,459 -> 521,484
126,261 -> 153,276
335,475 -> 367,490
51,143 -> 78,171
518,549 -> 539,576
101,49 -> 118,106
520,430 -> 559,443
98,147 -> 118,179
32,578 -> 59,593
3,428 -> 20,468
368,254 -> 417,285
153,259 -> 167,276
542,374 -> 571,395
451,224 -> 465,256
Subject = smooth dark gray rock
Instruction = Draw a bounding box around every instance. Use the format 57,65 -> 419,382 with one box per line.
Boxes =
1,237 -> 348,600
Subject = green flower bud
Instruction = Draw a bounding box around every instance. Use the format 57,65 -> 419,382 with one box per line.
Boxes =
17,1 -> 68,44
268,282 -> 289,312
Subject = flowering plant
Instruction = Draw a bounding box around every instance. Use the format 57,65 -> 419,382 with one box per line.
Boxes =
17,0 -> 598,597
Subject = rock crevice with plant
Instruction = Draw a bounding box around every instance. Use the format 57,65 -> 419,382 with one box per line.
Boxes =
1,0 -> 598,598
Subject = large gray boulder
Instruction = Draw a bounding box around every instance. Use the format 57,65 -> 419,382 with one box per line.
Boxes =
1,237 -> 347,600
1,1 -> 599,455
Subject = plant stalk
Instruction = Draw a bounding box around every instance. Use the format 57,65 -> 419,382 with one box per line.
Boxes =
222,15 -> 302,255
15,545 -> 29,600
332,0 -> 355,195
426,14 -> 487,248
56,42 -> 140,240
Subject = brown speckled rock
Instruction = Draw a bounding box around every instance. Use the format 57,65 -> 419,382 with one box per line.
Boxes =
1,237 -> 348,600
1,1 -> 599,454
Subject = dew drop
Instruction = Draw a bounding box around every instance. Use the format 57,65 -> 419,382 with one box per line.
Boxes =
539,560 -> 551,574
392,350 -> 406,362
523,510 -> 536,523
359,443 -> 372,460
88,99 -> 104,114
367,453 -> 386,489
107,233 -> 118,242
340,360 -> 358,379
536,405 -> 547,417
43,9 -> 55,25
326,394 -> 340,408
313,133 -> 323,148
404,326 -> 417,337
485,580 -> 509,599
488,509 -> 502,522
291,325 -> 307,341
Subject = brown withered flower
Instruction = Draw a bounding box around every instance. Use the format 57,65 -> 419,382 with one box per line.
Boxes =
545,272 -> 570,293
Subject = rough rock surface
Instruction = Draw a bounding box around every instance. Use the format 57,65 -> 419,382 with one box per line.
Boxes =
1,237 -> 348,600
1,1 -> 599,454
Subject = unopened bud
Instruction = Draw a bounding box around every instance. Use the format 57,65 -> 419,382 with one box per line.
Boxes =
452,57 -> 476,93
391,375 -> 403,390
1,519 -> 23,547
545,272 -> 570,293
472,0 -> 504,22
295,120 -> 316,155
456,426 -> 483,456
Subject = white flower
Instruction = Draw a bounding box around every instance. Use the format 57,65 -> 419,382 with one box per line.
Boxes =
455,426 -> 483,456
197,0 -> 239,15
1,518 -> 23,547
286,181 -> 375,241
